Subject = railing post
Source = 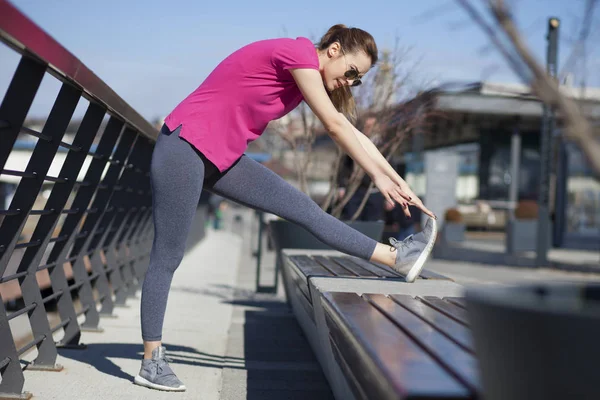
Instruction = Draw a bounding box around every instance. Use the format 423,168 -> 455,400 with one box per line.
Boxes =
0,55 -> 46,400
0,301 -> 31,399
0,56 -> 45,171
0,57 -> 46,271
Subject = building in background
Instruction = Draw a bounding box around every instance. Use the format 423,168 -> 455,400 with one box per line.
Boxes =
397,81 -> 600,249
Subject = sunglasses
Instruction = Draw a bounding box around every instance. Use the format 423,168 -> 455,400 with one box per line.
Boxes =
344,68 -> 362,87
340,44 -> 362,87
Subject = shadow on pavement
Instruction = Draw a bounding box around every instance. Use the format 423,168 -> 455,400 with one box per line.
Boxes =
198,283 -> 335,400
55,342 -> 244,383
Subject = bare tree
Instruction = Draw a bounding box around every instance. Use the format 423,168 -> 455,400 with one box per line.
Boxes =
454,0 -> 600,178
269,102 -> 320,194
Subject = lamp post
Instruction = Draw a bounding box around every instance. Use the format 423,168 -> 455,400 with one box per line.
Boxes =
536,17 -> 560,266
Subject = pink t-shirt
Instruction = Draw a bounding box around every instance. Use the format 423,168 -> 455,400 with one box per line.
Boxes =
164,36 -> 319,172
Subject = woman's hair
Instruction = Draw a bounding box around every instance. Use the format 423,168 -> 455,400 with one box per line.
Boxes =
317,24 -> 378,120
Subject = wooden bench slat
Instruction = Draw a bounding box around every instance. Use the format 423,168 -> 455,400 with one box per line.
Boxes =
338,256 -> 401,278
390,295 -> 474,352
366,294 -> 480,394
325,257 -> 378,277
322,292 -> 472,399
312,255 -> 357,277
288,255 -> 334,278
419,296 -> 470,326
444,297 -> 467,309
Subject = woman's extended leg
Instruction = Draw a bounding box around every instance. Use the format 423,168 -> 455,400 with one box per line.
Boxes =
141,126 -> 205,343
209,156 -> 398,267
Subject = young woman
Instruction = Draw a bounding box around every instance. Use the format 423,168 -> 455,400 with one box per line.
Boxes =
134,24 -> 437,392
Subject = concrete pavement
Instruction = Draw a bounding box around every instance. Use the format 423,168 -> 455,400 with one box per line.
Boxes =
20,214 -> 243,400
426,256 -> 600,286
430,237 -> 600,285
434,234 -> 599,274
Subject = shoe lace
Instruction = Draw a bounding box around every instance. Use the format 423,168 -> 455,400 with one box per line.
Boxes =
389,235 -> 414,252
156,355 -> 173,375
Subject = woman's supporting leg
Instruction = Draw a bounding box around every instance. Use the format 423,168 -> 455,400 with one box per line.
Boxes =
140,126 -> 205,355
209,156 -> 396,266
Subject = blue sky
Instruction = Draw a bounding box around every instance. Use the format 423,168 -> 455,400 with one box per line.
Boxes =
1,0 -> 597,120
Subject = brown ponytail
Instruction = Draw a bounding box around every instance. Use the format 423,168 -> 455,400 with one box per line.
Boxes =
317,24 -> 378,121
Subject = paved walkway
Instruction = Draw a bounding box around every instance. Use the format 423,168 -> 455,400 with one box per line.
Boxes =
434,238 -> 599,274
21,211 -> 242,399
426,256 -> 600,286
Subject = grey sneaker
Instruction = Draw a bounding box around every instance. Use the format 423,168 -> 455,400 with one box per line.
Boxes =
389,217 -> 437,283
134,346 -> 186,392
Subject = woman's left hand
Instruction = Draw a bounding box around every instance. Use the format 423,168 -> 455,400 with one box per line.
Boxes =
396,181 -> 437,220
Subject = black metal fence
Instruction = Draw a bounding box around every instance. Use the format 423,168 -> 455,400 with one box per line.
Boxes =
0,2 -> 193,398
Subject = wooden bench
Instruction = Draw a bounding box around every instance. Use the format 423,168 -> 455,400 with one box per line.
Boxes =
281,250 -> 478,400
322,292 -> 480,399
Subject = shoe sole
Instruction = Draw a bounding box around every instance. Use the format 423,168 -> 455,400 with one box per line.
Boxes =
404,218 -> 438,283
134,374 -> 186,392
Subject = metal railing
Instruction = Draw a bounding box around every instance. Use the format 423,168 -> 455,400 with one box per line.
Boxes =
253,211 -> 279,293
0,1 -> 193,398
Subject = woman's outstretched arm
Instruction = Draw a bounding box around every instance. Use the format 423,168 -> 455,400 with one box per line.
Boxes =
341,114 -> 436,219
290,68 -> 412,207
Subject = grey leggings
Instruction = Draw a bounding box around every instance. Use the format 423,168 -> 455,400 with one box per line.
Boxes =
140,124 -> 378,341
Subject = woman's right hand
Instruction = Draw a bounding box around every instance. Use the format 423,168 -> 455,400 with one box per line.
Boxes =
373,174 -> 413,216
